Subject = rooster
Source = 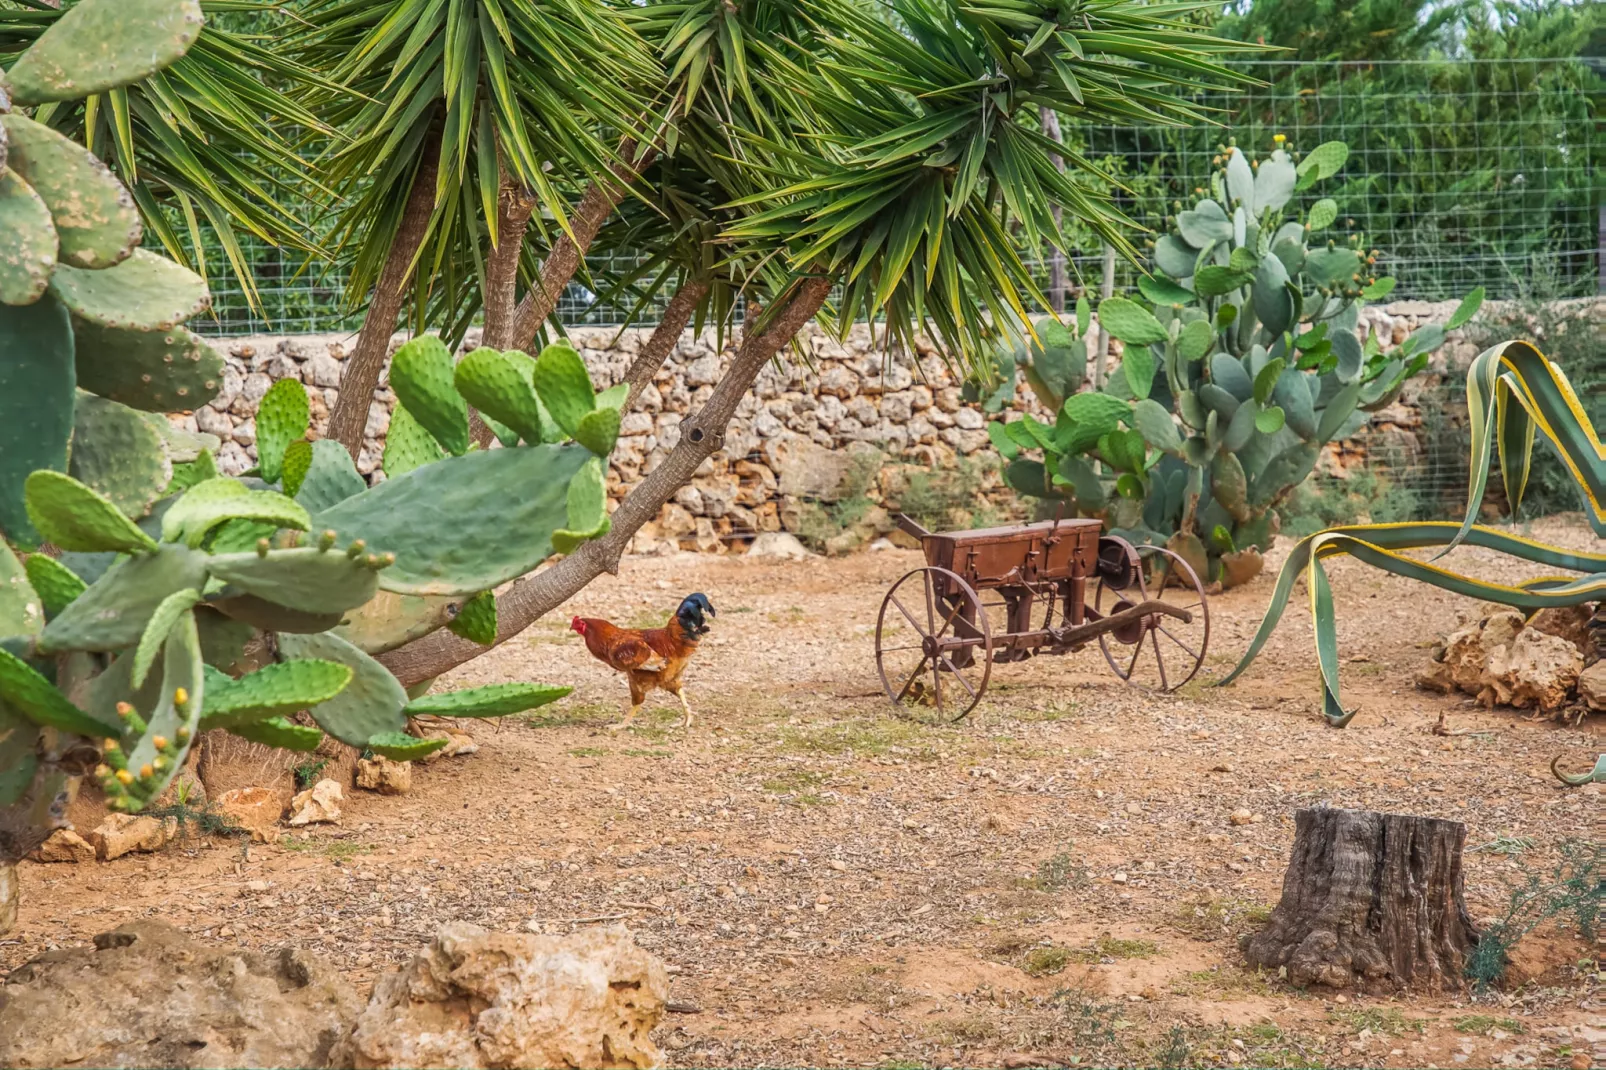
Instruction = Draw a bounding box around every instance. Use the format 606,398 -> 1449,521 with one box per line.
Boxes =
571,593 -> 715,731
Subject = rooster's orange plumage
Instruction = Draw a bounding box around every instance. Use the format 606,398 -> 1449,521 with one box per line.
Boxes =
571,593 -> 715,730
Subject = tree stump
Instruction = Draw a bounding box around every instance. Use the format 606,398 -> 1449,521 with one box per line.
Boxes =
1244,807 -> 1478,992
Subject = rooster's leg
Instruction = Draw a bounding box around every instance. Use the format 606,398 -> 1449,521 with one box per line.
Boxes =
606,702 -> 642,733
675,690 -> 693,730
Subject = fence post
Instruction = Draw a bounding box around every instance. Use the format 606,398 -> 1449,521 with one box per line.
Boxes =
1091,243 -> 1115,390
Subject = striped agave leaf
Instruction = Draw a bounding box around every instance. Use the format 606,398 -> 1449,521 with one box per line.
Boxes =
1222,341 -> 1606,735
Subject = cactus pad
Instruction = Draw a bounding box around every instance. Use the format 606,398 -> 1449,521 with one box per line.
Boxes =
161,477 -> 310,548
314,443 -> 590,596
146,418 -> 218,465
207,592 -> 344,635
227,715 -> 323,751
167,450 -> 219,496
381,402 -> 445,478
117,608 -> 204,805
0,114 -> 140,269
49,249 -> 209,332
0,166 -> 56,305
24,470 -> 157,554
0,295 -> 76,548
193,605 -> 253,671
276,630 -> 408,747
130,587 -> 200,688
1131,399 -> 1182,454
530,343 -> 595,436
39,542 -> 206,653
0,645 -> 108,736
68,393 -> 172,521
403,682 -> 572,719
1,542 -> 44,639
205,546 -> 382,616
72,319 -> 225,412
365,731 -> 448,761
334,590 -> 457,654
454,348 -> 544,444
199,659 -> 354,729
390,336 -> 469,456
573,405 -> 621,457
293,440 -> 366,513
2,0 -> 203,103
280,439 -> 313,497
552,455 -> 610,554
255,378 -> 309,483
446,590 -> 497,645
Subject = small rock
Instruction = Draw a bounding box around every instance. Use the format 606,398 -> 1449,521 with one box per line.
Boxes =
982,813 -> 1015,835
744,531 -> 810,561
355,756 -> 412,795
1229,808 -> 1254,826
828,859 -> 847,872
1111,872 -> 1128,884
418,730 -> 479,761
1567,1053 -> 1590,1070
28,828 -> 95,863
287,779 -> 343,826
212,786 -> 284,843
85,814 -> 178,861
1480,627 -> 1582,712
334,922 -> 667,1070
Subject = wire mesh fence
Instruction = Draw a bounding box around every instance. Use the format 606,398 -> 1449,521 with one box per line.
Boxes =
187,55 -> 1601,338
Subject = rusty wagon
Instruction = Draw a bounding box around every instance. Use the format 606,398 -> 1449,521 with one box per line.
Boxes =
875,514 -> 1210,722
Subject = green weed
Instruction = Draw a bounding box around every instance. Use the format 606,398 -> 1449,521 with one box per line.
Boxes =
1453,1015 -> 1525,1035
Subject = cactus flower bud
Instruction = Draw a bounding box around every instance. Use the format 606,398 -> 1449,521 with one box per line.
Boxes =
152,756 -> 168,771
174,687 -> 189,707
94,764 -> 110,778
139,763 -> 154,779
116,769 -> 134,785
104,739 -> 120,752
116,702 -> 134,718
1273,133 -> 1286,144
346,539 -> 367,559
176,727 -> 191,743
257,538 -> 271,557
319,529 -> 337,551
152,735 -> 169,751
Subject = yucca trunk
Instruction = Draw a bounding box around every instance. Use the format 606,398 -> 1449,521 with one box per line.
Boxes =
378,275 -> 830,685
623,280 -> 708,411
326,140 -> 441,457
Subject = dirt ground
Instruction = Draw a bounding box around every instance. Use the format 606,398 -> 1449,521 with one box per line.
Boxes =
5,516 -> 1602,1069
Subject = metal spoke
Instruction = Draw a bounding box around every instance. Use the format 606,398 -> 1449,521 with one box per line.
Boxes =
930,655 -> 944,713
932,599 -> 965,640
922,572 -> 937,634
1124,634 -> 1145,679
888,592 -> 924,634
938,654 -> 979,701
1157,625 -> 1200,660
1150,629 -> 1169,690
894,658 -> 930,703
879,642 -> 926,654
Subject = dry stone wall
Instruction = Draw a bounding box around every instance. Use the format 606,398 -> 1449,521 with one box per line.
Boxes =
181,300 -> 1487,553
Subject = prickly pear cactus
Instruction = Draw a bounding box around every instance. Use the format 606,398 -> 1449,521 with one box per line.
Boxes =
989,135 -> 1484,589
0,0 -> 584,935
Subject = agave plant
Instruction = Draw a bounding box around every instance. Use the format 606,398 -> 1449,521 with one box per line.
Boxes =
1222,340 -> 1605,784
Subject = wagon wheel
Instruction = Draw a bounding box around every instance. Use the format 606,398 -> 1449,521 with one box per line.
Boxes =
876,566 -> 992,724
1093,543 -> 1209,692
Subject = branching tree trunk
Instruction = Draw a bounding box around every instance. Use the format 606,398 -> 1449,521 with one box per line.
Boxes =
507,140 -> 658,354
377,275 -> 830,686
480,173 -> 540,350
623,280 -> 708,411
1039,106 -> 1067,315
1244,807 -> 1479,993
326,141 -> 441,458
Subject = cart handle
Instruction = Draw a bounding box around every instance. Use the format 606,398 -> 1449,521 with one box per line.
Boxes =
895,513 -> 931,541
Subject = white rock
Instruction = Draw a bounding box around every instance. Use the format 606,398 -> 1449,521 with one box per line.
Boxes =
745,532 -> 811,561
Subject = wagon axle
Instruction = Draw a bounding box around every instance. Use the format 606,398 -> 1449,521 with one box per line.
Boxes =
875,515 -> 1210,723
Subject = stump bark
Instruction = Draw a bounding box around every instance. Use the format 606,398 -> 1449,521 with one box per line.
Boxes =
1244,807 -> 1478,992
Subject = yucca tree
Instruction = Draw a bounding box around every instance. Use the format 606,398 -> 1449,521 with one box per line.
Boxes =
0,0 -> 332,310
293,0 -> 660,453
373,0 -> 1257,687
